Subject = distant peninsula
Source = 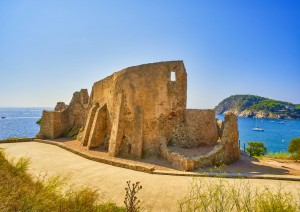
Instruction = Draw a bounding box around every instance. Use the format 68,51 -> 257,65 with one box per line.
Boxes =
214,94 -> 300,119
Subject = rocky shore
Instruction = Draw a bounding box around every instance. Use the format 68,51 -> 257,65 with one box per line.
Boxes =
215,94 -> 300,120
224,109 -> 293,119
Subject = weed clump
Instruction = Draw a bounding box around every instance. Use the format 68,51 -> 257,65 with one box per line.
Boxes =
124,181 -> 142,212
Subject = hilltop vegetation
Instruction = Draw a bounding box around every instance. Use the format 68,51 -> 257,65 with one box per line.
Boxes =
214,95 -> 300,119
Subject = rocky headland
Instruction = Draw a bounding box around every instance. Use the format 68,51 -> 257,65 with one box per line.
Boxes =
214,94 -> 300,119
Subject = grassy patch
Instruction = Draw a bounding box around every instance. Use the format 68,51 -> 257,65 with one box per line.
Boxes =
6,137 -> 21,141
179,177 -> 299,212
268,152 -> 298,160
3,136 -> 28,141
0,148 -> 126,211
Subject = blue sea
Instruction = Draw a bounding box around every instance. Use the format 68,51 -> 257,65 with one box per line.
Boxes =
217,115 -> 300,153
0,107 -> 51,140
0,108 -> 299,153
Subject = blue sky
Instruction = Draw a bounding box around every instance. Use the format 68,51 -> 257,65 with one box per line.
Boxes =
0,0 -> 299,108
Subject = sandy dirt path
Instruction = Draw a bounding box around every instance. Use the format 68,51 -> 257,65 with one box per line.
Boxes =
1,142 -> 300,211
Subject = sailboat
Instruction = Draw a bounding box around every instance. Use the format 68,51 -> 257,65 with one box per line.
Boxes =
252,118 -> 264,131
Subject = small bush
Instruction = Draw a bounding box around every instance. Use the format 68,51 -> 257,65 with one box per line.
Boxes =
288,137 -> 300,159
36,118 -> 42,125
246,142 -> 267,156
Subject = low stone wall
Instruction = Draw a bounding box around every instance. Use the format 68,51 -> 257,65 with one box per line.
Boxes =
160,143 -> 226,171
160,112 -> 240,171
34,139 -> 155,174
160,143 -> 195,171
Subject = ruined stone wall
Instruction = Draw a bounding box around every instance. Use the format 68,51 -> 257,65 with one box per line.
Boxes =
165,109 -> 219,148
64,89 -> 89,137
185,109 -> 219,147
82,61 -> 187,158
39,89 -> 89,139
221,112 -> 240,163
83,74 -> 115,147
119,61 -> 186,156
39,110 -> 68,139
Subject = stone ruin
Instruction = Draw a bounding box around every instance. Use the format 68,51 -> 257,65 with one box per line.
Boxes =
38,61 -> 240,171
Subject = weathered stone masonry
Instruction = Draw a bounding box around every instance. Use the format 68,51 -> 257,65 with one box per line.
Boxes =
38,61 -> 240,171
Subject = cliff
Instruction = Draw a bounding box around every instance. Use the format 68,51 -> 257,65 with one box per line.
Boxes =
214,94 -> 300,119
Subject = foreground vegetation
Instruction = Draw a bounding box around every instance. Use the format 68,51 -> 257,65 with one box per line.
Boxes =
268,152 -> 298,160
0,148 -> 126,211
1,145 -> 299,211
179,177 -> 299,212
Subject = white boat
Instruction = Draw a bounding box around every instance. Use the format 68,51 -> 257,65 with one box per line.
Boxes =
252,118 -> 264,131
252,127 -> 264,131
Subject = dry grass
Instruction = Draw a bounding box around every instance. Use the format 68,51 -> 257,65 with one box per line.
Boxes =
178,177 -> 299,212
268,152 -> 298,160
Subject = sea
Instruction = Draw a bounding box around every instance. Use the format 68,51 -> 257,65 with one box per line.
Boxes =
0,108 -> 299,153
0,107 -> 51,140
217,114 -> 300,153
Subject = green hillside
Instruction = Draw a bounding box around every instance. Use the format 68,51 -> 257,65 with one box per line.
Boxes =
214,95 -> 300,119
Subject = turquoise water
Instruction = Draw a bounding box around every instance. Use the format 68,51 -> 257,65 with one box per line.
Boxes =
0,108 -> 299,153
217,114 -> 300,153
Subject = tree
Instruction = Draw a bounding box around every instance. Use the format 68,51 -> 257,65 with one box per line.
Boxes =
288,137 -> 300,159
246,142 -> 267,157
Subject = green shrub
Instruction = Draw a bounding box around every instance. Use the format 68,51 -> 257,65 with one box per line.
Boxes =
246,142 -> 267,156
36,118 -> 42,125
288,137 -> 300,159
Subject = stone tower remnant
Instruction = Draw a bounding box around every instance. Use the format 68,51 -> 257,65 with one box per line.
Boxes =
38,61 -> 240,170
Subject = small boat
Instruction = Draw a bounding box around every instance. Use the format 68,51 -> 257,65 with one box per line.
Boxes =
278,121 -> 284,124
252,127 -> 264,131
252,118 -> 264,131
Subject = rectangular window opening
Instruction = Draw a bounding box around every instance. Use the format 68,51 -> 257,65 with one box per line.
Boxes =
171,71 -> 176,81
